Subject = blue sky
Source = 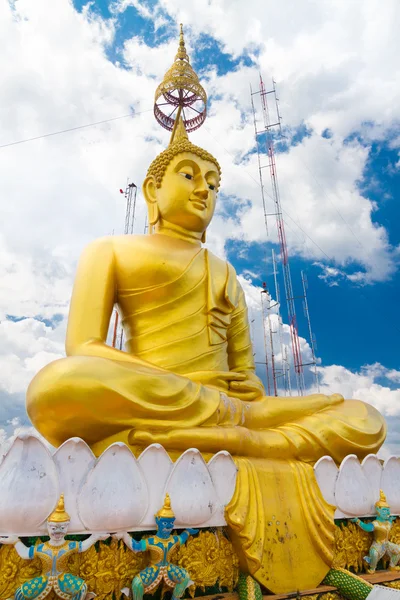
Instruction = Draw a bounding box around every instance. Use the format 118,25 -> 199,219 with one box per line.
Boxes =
0,0 -> 399,452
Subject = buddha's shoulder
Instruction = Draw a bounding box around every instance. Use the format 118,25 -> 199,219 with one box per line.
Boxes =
82,235 -> 152,255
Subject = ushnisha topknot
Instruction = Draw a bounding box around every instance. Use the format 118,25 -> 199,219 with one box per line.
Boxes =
146,112 -> 221,189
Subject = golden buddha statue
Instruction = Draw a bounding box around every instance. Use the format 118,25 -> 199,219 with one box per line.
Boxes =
26,27 -> 386,594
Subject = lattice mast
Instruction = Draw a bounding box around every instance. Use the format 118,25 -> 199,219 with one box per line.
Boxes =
301,271 -> 320,392
271,249 -> 290,396
112,181 -> 138,349
260,285 -> 272,396
251,75 -> 305,395
261,283 -> 278,396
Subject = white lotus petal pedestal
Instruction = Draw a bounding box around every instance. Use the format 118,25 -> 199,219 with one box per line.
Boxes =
313,452 -> 400,517
0,435 -> 238,535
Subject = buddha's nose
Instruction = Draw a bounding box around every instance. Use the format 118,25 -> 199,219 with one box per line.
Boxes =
194,187 -> 208,200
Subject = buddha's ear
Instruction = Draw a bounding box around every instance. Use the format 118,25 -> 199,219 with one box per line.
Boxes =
201,231 -> 206,243
142,176 -> 160,229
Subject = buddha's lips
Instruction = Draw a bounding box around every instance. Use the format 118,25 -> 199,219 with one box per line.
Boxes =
190,198 -> 207,209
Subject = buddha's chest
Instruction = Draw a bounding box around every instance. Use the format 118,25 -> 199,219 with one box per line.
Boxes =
115,245 -> 204,292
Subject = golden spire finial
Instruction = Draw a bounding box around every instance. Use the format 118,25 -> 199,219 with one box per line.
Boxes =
175,23 -> 189,62
375,489 -> 390,508
155,493 -> 175,519
48,493 -> 70,523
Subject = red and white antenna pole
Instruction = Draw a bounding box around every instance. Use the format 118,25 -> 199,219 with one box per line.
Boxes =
252,75 -> 305,395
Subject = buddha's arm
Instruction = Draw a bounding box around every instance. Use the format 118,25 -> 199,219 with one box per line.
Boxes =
226,285 -> 265,400
66,238 -> 169,372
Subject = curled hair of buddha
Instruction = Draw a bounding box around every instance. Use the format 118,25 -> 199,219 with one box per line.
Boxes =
146,114 -> 222,188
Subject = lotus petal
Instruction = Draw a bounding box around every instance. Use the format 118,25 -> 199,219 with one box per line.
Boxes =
0,435 -> 59,534
165,448 -> 217,526
138,444 -> 173,527
205,451 -> 237,526
53,437 -> 95,532
362,454 -> 382,514
382,456 -> 400,514
78,443 -> 148,531
335,454 -> 372,517
314,455 -> 338,507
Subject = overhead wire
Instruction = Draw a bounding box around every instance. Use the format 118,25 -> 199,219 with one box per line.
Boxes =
0,108 -> 153,150
0,105 -> 364,267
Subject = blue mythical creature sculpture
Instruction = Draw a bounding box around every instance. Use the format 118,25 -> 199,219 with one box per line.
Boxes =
0,494 -> 109,600
352,489 -> 400,573
116,493 -> 198,600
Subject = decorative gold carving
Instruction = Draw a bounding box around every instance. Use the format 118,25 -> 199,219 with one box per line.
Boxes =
385,581 -> 400,590
333,522 -> 371,572
175,529 -> 239,595
0,530 -> 238,600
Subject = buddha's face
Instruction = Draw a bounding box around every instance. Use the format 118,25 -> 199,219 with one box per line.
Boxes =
144,152 -> 220,234
47,520 -> 69,542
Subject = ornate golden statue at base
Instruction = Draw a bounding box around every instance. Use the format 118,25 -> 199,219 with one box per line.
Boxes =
26,27 -> 386,594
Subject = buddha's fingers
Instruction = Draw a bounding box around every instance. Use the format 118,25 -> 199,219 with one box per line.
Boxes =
131,426 -> 294,458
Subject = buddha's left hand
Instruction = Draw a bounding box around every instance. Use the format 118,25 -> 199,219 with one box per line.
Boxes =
228,371 -> 264,401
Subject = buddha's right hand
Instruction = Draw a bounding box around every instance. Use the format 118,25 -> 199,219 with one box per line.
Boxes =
184,370 -> 246,391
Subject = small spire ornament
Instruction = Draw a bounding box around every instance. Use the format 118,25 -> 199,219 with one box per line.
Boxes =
155,493 -> 175,519
375,489 -> 390,508
48,493 -> 70,523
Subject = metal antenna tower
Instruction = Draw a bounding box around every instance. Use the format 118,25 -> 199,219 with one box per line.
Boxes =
260,284 -> 273,396
251,75 -> 305,394
271,249 -> 289,395
112,180 -> 138,349
261,283 -> 278,396
301,271 -> 320,392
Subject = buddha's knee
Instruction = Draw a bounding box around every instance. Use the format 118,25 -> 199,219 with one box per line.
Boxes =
26,356 -> 99,414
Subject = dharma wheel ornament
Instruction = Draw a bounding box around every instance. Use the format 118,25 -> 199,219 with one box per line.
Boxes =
154,24 -> 207,132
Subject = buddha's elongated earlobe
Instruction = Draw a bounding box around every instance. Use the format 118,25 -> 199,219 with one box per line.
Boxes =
148,202 -> 160,227
201,231 -> 206,243
143,176 -> 160,232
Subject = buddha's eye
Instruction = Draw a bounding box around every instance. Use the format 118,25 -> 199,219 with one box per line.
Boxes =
208,183 -> 216,191
180,172 -> 193,180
